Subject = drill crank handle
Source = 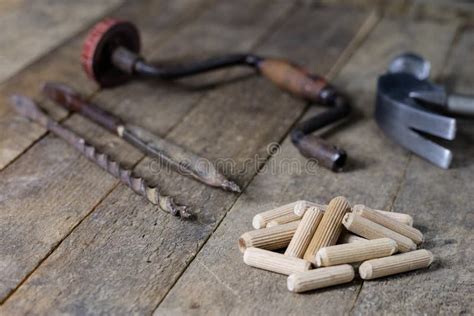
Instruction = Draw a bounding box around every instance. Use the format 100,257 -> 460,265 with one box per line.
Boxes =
447,93 -> 474,116
42,82 -> 123,132
290,94 -> 350,172
112,48 -> 260,79
113,46 -> 330,103
256,59 -> 329,103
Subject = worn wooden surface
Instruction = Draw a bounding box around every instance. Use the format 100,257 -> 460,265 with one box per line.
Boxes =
0,0 -> 125,83
156,16 -> 460,316
0,0 -> 473,314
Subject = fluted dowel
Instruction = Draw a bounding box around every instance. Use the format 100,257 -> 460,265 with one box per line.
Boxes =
287,264 -> 354,293
252,202 -> 301,229
244,247 -> 311,275
294,200 -> 327,217
267,213 -> 301,227
353,206 -> 423,244
315,238 -> 398,267
342,213 -> 416,252
353,205 -> 414,226
239,221 -> 300,253
359,249 -> 434,280
285,207 -> 324,258
303,196 -> 351,264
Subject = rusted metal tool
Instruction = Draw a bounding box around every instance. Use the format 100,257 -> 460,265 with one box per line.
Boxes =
290,91 -> 350,172
81,18 -> 351,171
375,52 -> 474,169
42,82 -> 240,193
10,95 -> 192,218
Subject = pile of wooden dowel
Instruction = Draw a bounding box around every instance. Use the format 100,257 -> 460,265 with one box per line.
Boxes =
239,197 -> 434,293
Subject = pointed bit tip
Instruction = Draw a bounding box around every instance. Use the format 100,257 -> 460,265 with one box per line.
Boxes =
221,180 -> 241,193
9,95 -> 42,120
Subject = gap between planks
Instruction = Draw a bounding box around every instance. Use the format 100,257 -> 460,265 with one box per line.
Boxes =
0,0 -> 217,306
347,20 -> 463,314
0,2 -> 121,172
152,9 -> 381,313
145,3 -> 305,310
0,1 -> 126,87
154,12 -> 460,315
0,178 -> 121,305
380,17 -> 465,215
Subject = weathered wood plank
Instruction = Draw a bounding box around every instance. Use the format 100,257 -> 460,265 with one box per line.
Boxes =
0,0 -> 212,304
0,0 -> 215,170
351,25 -> 474,315
0,38 -> 96,170
0,0 -> 125,83
155,17 -> 458,315
0,0 -> 297,314
315,0 -> 474,20
0,0 -> 23,16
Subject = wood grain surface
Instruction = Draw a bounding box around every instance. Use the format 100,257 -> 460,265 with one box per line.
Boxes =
0,0 -> 212,304
0,0 -> 472,314
0,0 -> 125,83
0,0 -> 299,314
156,16 -> 459,316
352,24 -> 474,315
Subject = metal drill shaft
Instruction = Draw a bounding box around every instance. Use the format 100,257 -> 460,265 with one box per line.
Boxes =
42,82 -> 241,193
10,95 -> 192,218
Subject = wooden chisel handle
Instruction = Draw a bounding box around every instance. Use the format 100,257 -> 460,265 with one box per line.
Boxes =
42,82 -> 123,132
257,59 -> 329,103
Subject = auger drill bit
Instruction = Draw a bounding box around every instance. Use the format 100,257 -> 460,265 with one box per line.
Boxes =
10,95 -> 192,218
42,82 -> 240,193
81,18 -> 352,171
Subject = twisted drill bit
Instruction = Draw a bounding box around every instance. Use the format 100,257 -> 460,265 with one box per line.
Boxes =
10,95 -> 192,218
42,82 -> 241,193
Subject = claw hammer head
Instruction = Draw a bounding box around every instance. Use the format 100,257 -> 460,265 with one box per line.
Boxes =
375,53 -> 457,169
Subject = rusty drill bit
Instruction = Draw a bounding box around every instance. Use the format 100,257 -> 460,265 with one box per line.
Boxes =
10,95 -> 192,218
42,82 -> 241,193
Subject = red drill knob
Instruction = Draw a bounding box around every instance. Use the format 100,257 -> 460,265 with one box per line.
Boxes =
81,18 -> 140,87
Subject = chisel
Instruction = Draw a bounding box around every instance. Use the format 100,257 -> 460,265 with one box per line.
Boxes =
42,82 -> 241,193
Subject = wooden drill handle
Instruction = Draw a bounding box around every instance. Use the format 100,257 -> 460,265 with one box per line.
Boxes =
257,59 -> 328,102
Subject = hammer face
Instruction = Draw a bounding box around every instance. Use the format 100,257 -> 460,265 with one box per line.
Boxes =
388,52 -> 431,80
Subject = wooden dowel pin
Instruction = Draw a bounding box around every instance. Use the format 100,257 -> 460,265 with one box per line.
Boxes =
353,205 -> 423,244
294,200 -> 326,217
240,198 -> 434,294
287,264 -> 354,293
353,205 -> 413,226
304,196 -> 351,264
253,202 -> 301,229
285,207 -> 323,258
342,213 -> 416,252
267,213 -> 301,227
359,249 -> 434,280
239,221 -> 300,253
244,247 -> 311,275
338,231 -> 367,244
315,238 -> 398,267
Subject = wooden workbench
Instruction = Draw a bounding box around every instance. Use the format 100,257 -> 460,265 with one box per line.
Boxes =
0,0 -> 472,314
